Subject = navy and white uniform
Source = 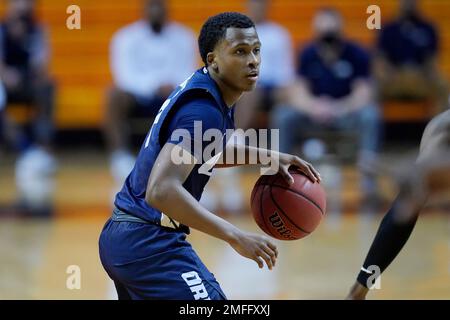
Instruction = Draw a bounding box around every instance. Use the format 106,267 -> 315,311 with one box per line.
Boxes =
99,67 -> 234,300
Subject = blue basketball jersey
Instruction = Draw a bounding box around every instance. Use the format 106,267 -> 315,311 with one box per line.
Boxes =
114,67 -> 235,228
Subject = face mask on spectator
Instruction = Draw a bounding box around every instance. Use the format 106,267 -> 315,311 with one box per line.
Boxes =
319,32 -> 341,48
150,21 -> 163,33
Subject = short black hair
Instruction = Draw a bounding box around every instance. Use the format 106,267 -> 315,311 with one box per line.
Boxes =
198,12 -> 255,65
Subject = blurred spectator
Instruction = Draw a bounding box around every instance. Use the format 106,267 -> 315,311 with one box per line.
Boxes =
271,8 -> 382,204
104,0 -> 196,187
0,0 -> 56,216
375,0 -> 448,114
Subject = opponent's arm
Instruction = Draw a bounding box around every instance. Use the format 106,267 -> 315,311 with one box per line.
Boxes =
347,111 -> 450,299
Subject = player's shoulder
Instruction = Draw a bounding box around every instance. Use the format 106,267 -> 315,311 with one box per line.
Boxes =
172,91 -> 224,129
177,90 -> 220,114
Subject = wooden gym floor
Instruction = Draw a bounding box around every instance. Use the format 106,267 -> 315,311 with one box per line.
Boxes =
0,149 -> 448,300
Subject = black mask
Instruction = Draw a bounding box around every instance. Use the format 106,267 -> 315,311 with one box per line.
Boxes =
149,21 -> 163,34
320,32 -> 341,47
401,11 -> 420,23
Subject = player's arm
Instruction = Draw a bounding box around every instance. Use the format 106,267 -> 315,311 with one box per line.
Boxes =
216,143 -> 321,184
347,111 -> 450,299
145,142 -> 278,270
395,111 -> 450,219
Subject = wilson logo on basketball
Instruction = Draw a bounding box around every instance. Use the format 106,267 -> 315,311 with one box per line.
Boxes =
269,212 -> 296,240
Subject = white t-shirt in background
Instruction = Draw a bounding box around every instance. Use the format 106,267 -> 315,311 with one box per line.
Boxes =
110,20 -> 197,98
255,21 -> 295,87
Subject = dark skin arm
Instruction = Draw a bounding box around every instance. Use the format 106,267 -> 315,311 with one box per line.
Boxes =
346,110 -> 450,300
145,142 -> 278,270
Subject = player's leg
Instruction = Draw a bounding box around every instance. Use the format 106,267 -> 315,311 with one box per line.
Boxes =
99,219 -> 226,300
113,280 -> 132,300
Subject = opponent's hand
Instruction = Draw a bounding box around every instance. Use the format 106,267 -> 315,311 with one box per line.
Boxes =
275,152 -> 321,185
227,230 -> 278,270
346,282 -> 369,300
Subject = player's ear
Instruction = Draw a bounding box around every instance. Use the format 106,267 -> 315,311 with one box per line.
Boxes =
207,52 -> 219,72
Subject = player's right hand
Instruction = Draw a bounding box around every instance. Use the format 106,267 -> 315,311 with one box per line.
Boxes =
227,230 -> 278,270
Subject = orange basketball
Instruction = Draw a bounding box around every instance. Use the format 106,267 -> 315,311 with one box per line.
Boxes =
250,168 -> 326,240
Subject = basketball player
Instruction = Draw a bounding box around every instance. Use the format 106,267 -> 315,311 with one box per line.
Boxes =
347,109 -> 450,299
99,12 -> 321,300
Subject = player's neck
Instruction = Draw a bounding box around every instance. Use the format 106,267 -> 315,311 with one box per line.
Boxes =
208,68 -> 242,108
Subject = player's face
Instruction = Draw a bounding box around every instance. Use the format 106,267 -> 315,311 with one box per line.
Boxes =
212,27 -> 261,93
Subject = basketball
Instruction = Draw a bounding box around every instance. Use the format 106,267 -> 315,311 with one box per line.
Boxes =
250,168 -> 326,240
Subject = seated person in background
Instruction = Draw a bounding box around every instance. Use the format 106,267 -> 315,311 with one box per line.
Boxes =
271,8 -> 382,205
0,0 -> 56,216
104,0 -> 196,186
235,0 -> 295,129
375,0 -> 448,114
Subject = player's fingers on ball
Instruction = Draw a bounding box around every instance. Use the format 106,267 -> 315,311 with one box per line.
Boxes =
303,163 -> 318,183
309,163 -> 321,182
294,157 -> 316,182
280,167 -> 294,185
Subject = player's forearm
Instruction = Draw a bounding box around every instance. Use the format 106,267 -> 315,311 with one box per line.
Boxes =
356,194 -> 419,289
146,180 -> 239,243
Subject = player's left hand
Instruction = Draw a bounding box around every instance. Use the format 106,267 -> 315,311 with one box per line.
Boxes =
276,152 -> 321,185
